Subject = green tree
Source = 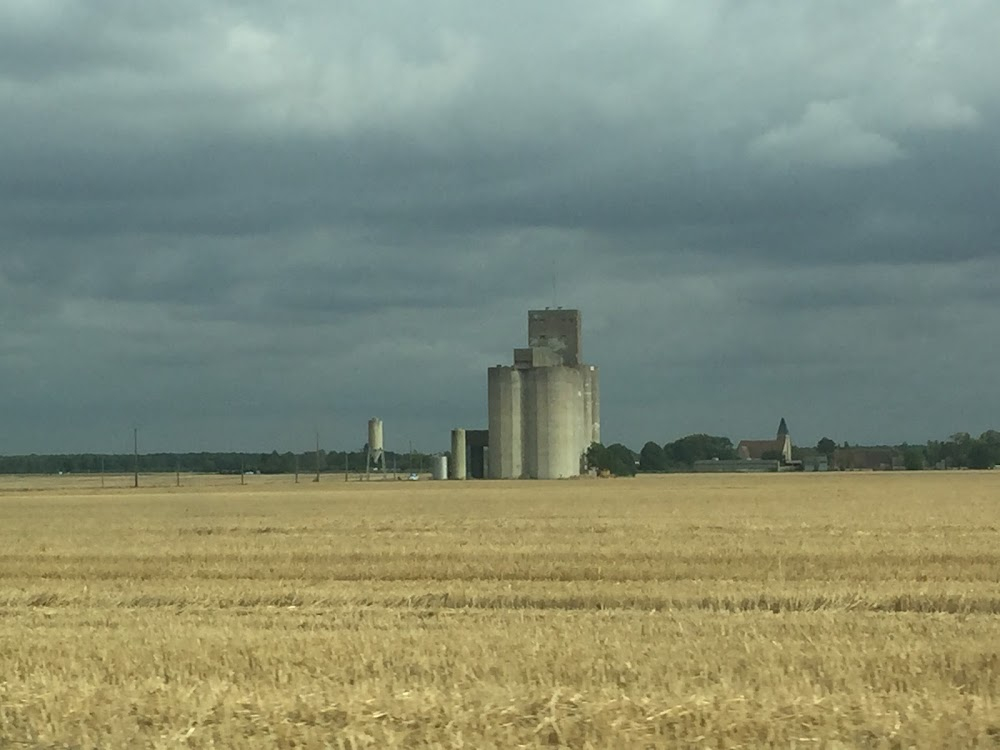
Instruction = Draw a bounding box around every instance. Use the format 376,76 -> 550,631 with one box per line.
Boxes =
968,441 -> 999,470
663,434 -> 736,468
903,448 -> 924,471
816,437 -> 836,457
259,450 -> 285,474
586,443 -> 609,472
606,444 -> 638,476
586,443 -> 637,477
980,430 -> 1000,449
638,441 -> 666,472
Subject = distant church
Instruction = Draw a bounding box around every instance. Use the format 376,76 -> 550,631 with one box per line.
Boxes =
737,418 -> 793,463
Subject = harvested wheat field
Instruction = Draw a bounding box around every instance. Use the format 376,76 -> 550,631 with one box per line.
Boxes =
1,472 -> 999,748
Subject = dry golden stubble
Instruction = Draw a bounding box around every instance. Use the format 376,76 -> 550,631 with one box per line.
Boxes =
1,472 -> 999,748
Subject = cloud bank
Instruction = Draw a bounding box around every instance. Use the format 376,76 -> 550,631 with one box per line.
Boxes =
1,1 -> 998,453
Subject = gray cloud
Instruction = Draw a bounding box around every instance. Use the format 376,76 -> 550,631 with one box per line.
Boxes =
2,0 -> 999,454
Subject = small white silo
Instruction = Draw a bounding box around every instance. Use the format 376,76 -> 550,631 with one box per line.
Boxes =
430,455 -> 448,480
368,418 -> 384,453
366,418 -> 386,476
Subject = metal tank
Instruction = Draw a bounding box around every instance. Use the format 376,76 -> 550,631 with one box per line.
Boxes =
367,418 -> 384,452
430,455 -> 448,480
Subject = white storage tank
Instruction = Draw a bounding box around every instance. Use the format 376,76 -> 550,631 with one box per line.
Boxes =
367,418 -> 384,452
430,455 -> 448,480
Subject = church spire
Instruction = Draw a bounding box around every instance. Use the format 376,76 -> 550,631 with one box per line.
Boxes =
777,417 -> 789,438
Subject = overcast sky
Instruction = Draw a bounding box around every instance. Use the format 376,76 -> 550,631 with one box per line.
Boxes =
2,1 -> 998,455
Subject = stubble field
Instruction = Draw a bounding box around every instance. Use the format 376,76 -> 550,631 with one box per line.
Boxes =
1,472 -> 999,748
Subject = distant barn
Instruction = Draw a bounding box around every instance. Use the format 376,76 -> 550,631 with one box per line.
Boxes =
737,418 -> 792,463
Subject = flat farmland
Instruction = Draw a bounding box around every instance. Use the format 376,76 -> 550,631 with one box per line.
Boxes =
1,473 -> 999,749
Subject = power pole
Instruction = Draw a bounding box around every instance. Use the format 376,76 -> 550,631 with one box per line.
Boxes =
100,455 -> 105,489
133,427 -> 139,488
344,451 -> 349,482
175,456 -> 180,487
294,454 -> 299,484
240,455 -> 245,486
314,431 -> 321,482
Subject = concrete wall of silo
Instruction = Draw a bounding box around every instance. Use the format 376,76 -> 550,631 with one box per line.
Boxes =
582,366 -> 593,465
449,429 -> 467,480
520,368 -> 538,479
525,365 -> 585,479
587,365 -> 601,446
488,366 -> 522,479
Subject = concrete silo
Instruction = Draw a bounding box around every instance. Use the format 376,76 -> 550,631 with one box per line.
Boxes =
430,455 -> 448,480
449,428 -> 467,480
366,418 -> 386,477
487,309 -> 599,479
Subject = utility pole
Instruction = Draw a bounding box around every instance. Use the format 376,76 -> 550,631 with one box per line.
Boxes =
344,451 -> 349,482
133,427 -> 139,488
294,454 -> 299,484
176,456 -> 180,487
240,455 -> 245,486
100,455 -> 105,489
314,430 -> 321,482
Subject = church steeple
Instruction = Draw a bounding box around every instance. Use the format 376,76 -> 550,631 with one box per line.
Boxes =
777,418 -> 789,438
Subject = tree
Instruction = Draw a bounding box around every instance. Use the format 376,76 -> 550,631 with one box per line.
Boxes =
816,437 -> 836,457
663,434 -> 736,469
903,448 -> 924,471
606,444 -> 638,476
943,433 -> 973,467
587,443 -> 637,477
968,441 -> 999,470
260,450 -> 285,474
638,441 -> 666,472
586,443 -> 608,472
980,430 -> 1000,448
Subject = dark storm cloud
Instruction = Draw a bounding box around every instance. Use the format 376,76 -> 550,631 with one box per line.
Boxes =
2,0 -> 999,453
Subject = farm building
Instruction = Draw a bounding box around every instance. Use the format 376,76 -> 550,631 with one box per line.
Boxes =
737,418 -> 793,464
833,447 -> 904,471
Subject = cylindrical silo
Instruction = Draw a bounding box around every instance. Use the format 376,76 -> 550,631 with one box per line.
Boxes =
367,418 -> 384,452
450,429 -> 466,479
430,455 -> 448,480
582,365 -> 594,459
527,366 -> 584,479
488,366 -> 523,479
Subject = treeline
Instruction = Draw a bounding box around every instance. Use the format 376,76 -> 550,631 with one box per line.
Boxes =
637,435 -> 738,472
808,431 -> 1000,470
0,449 -> 437,476
4,430 -> 998,477
587,429 -> 1000,475
871,431 -> 1000,470
587,435 -> 738,476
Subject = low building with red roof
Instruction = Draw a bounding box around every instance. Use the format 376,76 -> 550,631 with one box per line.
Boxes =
737,418 -> 793,464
